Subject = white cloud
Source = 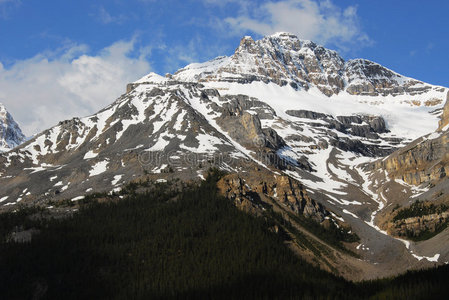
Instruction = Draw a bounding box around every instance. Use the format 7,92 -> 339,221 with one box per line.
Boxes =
0,40 -> 151,135
224,0 -> 370,50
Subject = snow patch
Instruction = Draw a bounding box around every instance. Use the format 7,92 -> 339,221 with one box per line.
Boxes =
411,253 -> 440,262
89,160 -> 109,177
343,209 -> 359,219
112,175 -> 123,186
84,150 -> 98,159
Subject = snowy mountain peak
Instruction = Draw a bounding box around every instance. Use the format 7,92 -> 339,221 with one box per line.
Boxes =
173,32 -> 444,99
0,103 -> 26,152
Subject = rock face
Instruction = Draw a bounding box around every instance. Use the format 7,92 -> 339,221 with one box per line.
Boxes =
375,133 -> 449,185
387,211 -> 449,238
438,92 -> 449,131
217,111 -> 285,151
0,103 -> 26,152
272,175 -> 327,220
217,173 -> 328,222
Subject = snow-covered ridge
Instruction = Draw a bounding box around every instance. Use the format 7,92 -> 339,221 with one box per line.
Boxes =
0,103 -> 26,152
173,32 -> 445,99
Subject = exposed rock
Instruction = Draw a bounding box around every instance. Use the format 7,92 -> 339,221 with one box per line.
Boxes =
387,211 -> 449,238
335,115 -> 388,138
273,175 -> 328,221
217,110 -> 285,151
438,91 -> 449,131
216,174 -> 264,216
373,132 -> 449,185
329,137 -> 393,157
217,173 -> 328,222
220,94 -> 277,120
286,110 -> 328,120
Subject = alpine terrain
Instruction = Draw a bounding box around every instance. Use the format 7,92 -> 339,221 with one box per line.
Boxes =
0,103 -> 26,153
1,32 -> 449,282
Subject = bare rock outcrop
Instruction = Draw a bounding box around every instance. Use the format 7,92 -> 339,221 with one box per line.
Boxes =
387,211 -> 449,238
373,131 -> 449,185
217,173 -> 328,222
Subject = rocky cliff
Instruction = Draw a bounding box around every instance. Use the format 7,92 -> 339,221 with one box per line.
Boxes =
217,173 -> 329,222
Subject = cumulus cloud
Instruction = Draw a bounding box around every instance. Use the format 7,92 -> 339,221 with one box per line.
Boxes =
224,0 -> 370,50
0,40 -> 151,135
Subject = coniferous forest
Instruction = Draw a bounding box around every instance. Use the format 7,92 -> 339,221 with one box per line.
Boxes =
1,170 -> 449,299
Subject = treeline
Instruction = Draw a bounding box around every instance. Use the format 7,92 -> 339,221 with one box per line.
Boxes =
0,170 -> 448,299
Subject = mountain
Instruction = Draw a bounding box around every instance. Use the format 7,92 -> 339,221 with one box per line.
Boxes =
0,103 -> 26,153
1,32 -> 448,280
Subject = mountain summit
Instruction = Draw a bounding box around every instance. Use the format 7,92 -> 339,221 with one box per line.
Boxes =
0,103 -> 26,152
174,32 -> 442,97
1,32 -> 449,279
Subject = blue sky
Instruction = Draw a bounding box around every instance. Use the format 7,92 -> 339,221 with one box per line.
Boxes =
0,0 -> 448,134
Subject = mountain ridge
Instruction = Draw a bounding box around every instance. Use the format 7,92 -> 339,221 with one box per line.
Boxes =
173,32 -> 446,98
